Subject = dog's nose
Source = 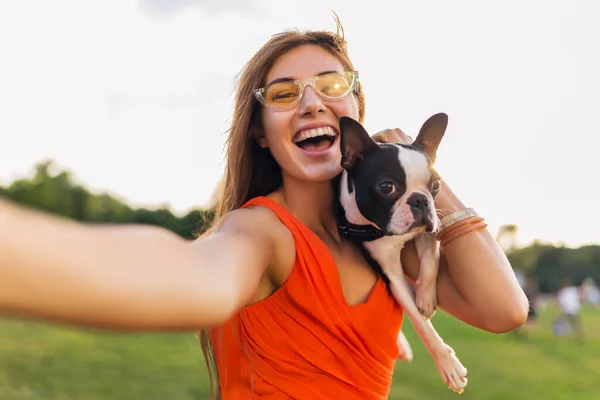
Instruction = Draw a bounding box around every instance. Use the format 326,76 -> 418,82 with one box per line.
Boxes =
407,193 -> 429,211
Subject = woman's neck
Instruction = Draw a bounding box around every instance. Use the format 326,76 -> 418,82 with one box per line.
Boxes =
273,174 -> 341,241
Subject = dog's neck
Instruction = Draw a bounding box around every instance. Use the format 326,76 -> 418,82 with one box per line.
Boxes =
334,173 -> 386,242
335,202 -> 386,241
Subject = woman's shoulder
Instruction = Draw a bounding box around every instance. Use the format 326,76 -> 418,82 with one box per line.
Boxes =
212,194 -> 297,298
218,194 -> 296,263
215,204 -> 279,238
216,194 -> 284,232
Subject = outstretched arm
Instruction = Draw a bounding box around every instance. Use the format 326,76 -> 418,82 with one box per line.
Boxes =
0,198 -> 274,331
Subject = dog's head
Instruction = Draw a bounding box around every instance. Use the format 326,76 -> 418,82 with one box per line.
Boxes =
338,113 -> 447,238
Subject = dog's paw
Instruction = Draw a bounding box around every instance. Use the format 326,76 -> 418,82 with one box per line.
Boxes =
416,282 -> 438,319
434,344 -> 468,394
396,331 -> 413,362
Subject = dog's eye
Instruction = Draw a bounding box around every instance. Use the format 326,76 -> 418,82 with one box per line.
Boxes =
378,181 -> 397,195
429,179 -> 441,196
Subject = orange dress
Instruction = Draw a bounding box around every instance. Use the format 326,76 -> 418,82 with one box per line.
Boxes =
209,196 -> 404,399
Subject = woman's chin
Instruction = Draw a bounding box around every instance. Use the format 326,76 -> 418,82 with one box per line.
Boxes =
286,163 -> 343,184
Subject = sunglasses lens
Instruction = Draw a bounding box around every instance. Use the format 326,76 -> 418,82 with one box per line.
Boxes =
262,81 -> 302,108
315,72 -> 354,98
257,71 -> 357,110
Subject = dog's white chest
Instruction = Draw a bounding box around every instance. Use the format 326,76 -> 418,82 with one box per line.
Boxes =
363,236 -> 408,278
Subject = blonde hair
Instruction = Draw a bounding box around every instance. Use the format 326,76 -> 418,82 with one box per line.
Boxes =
199,16 -> 365,399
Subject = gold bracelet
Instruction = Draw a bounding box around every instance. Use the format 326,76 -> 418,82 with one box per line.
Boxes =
439,207 -> 479,230
440,219 -> 487,247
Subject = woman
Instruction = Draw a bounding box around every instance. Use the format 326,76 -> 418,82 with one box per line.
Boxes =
0,20 -> 528,399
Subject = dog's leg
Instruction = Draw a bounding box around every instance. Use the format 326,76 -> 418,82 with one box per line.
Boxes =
388,271 -> 467,393
414,233 -> 440,319
366,241 -> 467,393
396,330 -> 413,362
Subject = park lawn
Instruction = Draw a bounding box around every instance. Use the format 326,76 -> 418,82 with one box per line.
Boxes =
1,305 -> 598,400
392,305 -> 599,399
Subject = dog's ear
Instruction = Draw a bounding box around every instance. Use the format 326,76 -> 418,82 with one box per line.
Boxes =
340,116 -> 378,170
412,112 -> 448,164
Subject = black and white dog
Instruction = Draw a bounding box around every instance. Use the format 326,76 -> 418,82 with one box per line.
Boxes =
336,113 -> 468,394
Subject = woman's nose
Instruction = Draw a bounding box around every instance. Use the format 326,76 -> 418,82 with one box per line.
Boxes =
297,85 -> 325,116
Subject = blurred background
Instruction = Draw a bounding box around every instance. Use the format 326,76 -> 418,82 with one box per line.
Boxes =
1,0 -> 599,399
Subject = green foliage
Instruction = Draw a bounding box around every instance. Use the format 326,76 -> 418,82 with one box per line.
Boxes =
508,243 -> 600,293
1,161 -> 214,239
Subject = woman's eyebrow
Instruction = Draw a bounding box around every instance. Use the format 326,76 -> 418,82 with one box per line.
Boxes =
265,76 -> 294,86
265,70 -> 340,87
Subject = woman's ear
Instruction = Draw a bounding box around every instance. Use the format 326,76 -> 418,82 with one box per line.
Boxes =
252,123 -> 268,148
257,133 -> 268,148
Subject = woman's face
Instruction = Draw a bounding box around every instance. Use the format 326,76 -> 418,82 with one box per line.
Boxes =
257,44 -> 360,184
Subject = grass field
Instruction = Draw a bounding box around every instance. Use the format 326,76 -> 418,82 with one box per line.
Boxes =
1,305 -> 599,400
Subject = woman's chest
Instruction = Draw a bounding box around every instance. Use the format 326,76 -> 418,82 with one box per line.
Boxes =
326,241 -> 381,307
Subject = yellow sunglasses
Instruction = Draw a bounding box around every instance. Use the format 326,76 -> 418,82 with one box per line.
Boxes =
254,71 -> 359,111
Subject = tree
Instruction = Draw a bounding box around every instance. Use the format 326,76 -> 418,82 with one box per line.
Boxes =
0,160 -> 213,239
496,224 -> 519,253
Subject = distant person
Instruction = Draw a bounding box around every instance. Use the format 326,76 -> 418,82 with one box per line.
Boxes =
524,274 -> 540,322
581,277 -> 600,308
554,279 -> 584,340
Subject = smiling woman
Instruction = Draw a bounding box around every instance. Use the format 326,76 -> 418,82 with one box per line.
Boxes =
292,125 -> 337,152
254,69 -> 356,155
0,14 -> 528,400
243,43 -> 363,190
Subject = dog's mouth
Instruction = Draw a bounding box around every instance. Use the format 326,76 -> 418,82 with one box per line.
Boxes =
293,126 -> 337,152
415,216 -> 441,235
409,214 -> 437,234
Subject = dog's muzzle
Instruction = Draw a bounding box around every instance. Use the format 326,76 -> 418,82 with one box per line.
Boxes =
407,192 -> 436,232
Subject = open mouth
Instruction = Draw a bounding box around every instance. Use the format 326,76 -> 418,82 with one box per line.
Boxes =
293,126 -> 337,152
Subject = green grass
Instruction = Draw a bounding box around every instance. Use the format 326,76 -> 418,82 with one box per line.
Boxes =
393,305 -> 600,400
1,306 -> 598,400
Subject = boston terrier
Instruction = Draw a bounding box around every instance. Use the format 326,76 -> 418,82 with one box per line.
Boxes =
336,113 -> 468,394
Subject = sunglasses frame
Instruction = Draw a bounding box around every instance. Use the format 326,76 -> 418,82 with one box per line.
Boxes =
253,71 -> 359,111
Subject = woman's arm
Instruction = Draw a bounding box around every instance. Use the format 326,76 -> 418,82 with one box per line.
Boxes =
401,180 -> 529,333
372,128 -> 529,333
0,198 -> 274,331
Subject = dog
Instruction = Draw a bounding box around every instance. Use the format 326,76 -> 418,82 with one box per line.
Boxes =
335,112 -> 468,394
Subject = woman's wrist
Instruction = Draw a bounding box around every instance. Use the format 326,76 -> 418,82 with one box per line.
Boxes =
0,198 -> 37,241
0,198 -> 19,310
0,198 -> 17,244
434,178 -> 490,248
434,178 -> 466,213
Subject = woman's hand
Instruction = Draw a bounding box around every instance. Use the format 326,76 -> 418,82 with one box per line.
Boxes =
371,127 -> 413,145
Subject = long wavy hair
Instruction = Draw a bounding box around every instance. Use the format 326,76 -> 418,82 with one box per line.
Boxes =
199,15 -> 366,400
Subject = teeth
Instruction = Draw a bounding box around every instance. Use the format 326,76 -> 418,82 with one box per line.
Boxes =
293,126 -> 336,143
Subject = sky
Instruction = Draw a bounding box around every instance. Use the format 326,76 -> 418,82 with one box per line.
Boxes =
0,0 -> 598,247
